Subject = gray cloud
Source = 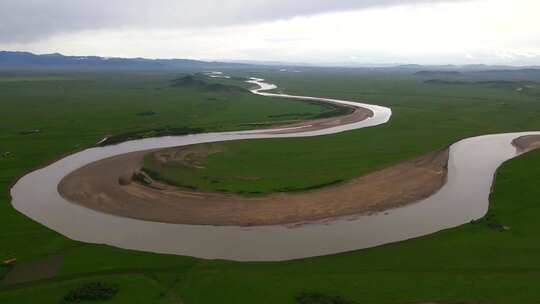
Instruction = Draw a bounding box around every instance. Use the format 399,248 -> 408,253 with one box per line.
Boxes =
0,0 -> 468,43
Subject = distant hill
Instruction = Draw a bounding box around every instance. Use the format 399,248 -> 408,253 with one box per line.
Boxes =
414,70 -> 463,77
386,64 -> 540,74
170,75 -> 207,87
0,51 -> 243,70
2,51 -> 539,74
424,79 -> 536,86
171,75 -> 245,92
472,68 -> 540,77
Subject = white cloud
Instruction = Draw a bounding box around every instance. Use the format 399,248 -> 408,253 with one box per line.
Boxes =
2,0 -> 540,65
0,0 -> 466,43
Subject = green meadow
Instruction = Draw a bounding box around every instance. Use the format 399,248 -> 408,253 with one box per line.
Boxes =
142,71 -> 540,194
1,68 -> 540,303
0,76 -> 71,82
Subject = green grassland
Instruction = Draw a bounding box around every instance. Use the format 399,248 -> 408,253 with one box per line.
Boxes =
142,71 -> 540,194
0,71 -> 340,258
0,72 -> 338,143
1,68 -> 540,303
0,76 -> 72,82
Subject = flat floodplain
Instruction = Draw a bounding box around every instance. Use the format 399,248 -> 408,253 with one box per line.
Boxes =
140,71 -> 540,195
2,68 -> 540,303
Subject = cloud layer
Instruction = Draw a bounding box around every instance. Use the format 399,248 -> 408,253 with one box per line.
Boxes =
2,0 -> 538,65
0,0 -> 465,43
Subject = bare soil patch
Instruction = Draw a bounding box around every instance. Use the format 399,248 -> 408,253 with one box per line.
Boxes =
59,145 -> 448,226
2,254 -> 63,285
512,135 -> 540,153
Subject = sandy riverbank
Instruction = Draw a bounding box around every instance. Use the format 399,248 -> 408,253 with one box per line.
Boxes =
512,134 -> 540,153
58,144 -> 448,226
260,103 -> 372,133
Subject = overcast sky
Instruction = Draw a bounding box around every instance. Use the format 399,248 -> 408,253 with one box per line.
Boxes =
1,0 -> 539,65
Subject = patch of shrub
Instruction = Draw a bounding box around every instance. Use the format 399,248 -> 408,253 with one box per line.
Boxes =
118,174 -> 132,186
98,126 -> 204,146
170,75 -> 245,92
480,213 -> 510,232
268,112 -> 313,118
487,220 -> 506,231
204,83 -> 245,92
296,292 -> 355,304
170,75 -> 206,87
0,263 -> 14,280
313,106 -> 354,119
136,110 -> 156,116
61,282 -> 119,303
277,179 -> 344,192
20,129 -> 41,135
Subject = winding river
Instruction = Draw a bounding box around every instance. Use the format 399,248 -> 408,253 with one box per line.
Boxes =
10,77 -> 539,261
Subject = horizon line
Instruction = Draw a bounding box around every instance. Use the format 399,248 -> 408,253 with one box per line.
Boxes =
2,50 -> 540,69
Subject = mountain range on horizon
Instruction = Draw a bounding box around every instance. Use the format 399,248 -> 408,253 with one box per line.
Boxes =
1,51 -> 540,72
0,51 -> 237,71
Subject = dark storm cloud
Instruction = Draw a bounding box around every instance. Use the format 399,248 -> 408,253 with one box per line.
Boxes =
0,0 -> 467,43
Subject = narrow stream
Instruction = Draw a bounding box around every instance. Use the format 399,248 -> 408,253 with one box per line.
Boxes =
10,77 -> 538,261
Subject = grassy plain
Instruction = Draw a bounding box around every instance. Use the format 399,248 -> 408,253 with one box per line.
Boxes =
0,71 -> 338,257
143,71 -> 540,194
1,68 -> 540,303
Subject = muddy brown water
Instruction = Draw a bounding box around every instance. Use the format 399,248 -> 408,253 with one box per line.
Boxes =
10,77 -> 539,261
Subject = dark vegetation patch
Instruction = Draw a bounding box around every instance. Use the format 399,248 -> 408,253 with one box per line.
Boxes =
171,75 -> 246,92
313,105 -> 354,119
98,126 -> 204,146
424,79 -> 539,96
237,103 -> 353,129
136,110 -> 156,116
296,292 -> 355,304
469,211 -> 510,232
300,99 -> 355,119
230,76 -> 249,81
205,83 -> 244,92
238,121 -> 299,128
424,79 -> 536,86
473,68 -> 540,78
277,179 -> 344,193
19,129 -> 41,135
235,190 -> 263,195
415,70 -> 463,77
170,75 -> 205,87
268,112 -> 313,118
0,263 -> 14,282
171,74 -> 352,125
267,102 -> 354,120
61,282 -> 119,303
0,75 -> 70,82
